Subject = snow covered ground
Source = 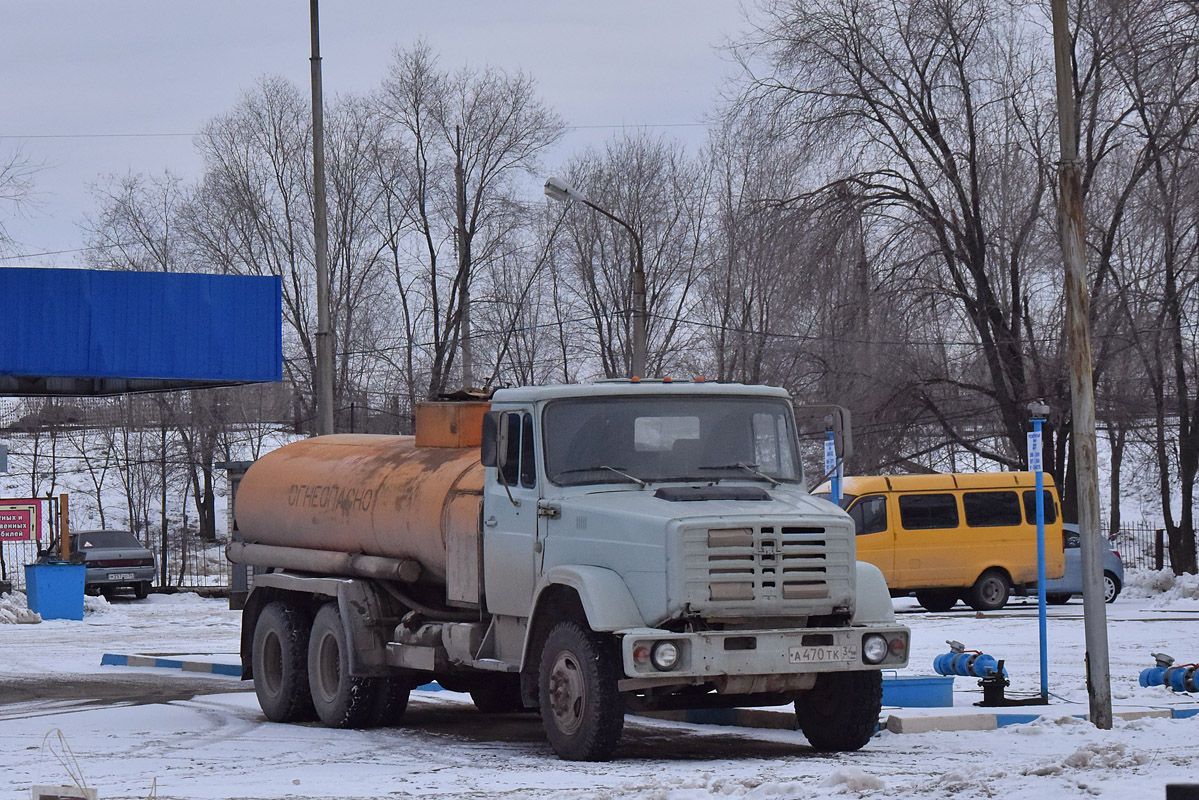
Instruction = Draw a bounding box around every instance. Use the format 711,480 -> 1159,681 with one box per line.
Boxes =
1,573 -> 1198,799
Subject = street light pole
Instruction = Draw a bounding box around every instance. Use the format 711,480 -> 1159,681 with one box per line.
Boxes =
309,0 -> 334,436
544,176 -> 647,378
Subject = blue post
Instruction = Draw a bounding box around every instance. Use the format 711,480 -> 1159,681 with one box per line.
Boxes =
1029,415 -> 1049,702
826,432 -> 842,505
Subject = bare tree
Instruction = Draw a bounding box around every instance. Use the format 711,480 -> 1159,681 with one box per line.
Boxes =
734,0 -> 1067,480
377,42 -> 566,399
0,146 -> 41,253
554,131 -> 708,379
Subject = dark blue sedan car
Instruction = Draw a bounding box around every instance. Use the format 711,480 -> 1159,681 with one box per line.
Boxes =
1039,523 -> 1124,604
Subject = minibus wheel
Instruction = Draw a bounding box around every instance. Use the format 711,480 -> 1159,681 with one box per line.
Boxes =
967,570 -> 1010,611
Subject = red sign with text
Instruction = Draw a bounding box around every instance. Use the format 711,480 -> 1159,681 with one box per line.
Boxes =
0,500 -> 41,542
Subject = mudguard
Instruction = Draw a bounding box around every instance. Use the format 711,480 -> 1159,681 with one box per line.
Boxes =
535,565 -> 646,631
851,561 -> 897,625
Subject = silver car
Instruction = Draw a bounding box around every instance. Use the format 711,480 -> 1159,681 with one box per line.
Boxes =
71,530 -> 156,599
1040,523 -> 1124,604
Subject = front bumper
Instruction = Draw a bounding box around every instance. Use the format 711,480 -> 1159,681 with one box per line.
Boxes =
618,624 -> 909,682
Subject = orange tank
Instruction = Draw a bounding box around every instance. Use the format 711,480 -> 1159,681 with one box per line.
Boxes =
233,434 -> 483,583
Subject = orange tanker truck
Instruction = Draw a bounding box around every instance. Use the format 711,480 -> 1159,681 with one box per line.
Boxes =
229,381 -> 909,761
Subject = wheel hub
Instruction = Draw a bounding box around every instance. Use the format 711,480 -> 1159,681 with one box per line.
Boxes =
548,651 -> 585,735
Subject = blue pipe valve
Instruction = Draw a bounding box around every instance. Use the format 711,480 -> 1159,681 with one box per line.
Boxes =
1139,652 -> 1199,692
934,639 -> 1008,679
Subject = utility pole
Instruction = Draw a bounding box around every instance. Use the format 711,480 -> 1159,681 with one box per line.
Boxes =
1052,0 -> 1112,729
456,126 -> 473,389
309,0 -> 334,436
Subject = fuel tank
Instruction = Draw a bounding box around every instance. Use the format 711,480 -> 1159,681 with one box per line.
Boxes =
233,434 -> 484,583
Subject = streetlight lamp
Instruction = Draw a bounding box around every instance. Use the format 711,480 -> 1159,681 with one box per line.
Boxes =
544,176 -> 647,378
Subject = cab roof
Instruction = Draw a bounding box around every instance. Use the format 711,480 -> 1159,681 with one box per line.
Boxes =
491,381 -> 792,405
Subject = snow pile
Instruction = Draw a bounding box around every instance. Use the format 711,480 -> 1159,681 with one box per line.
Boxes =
0,591 -> 41,624
820,768 -> 885,792
1124,568 -> 1199,603
83,594 -> 113,615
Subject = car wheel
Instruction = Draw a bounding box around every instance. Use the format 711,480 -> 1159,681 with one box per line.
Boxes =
967,570 -> 1010,611
1103,571 -> 1121,603
1046,593 -> 1071,605
134,582 -> 150,600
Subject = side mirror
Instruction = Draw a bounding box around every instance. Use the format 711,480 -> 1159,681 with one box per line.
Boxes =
793,403 -> 854,461
826,406 -> 853,461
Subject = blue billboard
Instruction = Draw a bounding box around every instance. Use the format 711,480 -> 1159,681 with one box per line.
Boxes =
1,267 -> 283,395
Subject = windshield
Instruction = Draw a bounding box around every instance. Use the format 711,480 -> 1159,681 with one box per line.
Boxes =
544,395 -> 803,486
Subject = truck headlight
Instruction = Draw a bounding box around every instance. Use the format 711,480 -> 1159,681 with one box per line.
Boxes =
651,641 -> 681,671
862,634 -> 889,664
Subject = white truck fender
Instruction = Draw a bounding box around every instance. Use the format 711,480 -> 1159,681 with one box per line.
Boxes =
852,561 -> 898,625
535,565 -> 646,632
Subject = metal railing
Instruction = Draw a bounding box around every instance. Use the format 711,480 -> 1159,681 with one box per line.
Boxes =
1110,522 -> 1171,572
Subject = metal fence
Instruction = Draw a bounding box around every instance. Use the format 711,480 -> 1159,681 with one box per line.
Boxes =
1,533 -> 230,594
1110,522 -> 1171,572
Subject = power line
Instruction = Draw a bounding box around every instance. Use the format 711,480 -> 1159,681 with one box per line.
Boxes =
0,132 -> 194,140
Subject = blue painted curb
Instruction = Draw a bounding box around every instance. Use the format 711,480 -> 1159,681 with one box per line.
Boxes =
101,653 -> 241,677
101,652 -> 447,691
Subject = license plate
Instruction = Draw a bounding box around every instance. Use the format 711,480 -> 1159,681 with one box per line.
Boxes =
107,572 -> 135,580
789,644 -> 858,664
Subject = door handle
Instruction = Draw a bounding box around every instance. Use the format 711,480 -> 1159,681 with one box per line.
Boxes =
484,516 -> 498,527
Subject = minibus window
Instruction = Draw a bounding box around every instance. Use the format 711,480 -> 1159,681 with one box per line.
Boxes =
963,491 -> 1022,527
898,494 -> 959,529
1021,490 -> 1058,524
849,495 -> 888,535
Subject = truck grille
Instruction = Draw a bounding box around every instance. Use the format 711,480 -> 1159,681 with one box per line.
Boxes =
681,523 -> 854,616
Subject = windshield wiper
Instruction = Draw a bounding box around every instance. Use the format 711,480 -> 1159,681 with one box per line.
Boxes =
556,465 -> 647,487
698,462 -> 780,487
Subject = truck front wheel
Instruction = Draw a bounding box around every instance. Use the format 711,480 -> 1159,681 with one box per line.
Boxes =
252,601 -> 316,723
537,621 -> 624,761
794,670 -> 882,751
308,603 -> 380,728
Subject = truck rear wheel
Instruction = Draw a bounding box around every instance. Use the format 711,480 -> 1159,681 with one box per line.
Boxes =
794,670 -> 882,751
967,569 -> 1010,611
538,621 -> 624,761
252,601 -> 316,723
308,603 -> 380,728
914,589 -> 958,612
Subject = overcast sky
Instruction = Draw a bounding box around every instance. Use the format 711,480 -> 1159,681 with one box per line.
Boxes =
2,1 -> 753,266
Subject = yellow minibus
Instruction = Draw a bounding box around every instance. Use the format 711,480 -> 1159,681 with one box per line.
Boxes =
815,473 -> 1065,611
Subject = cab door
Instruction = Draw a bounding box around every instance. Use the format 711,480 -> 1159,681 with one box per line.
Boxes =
482,409 -> 543,617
